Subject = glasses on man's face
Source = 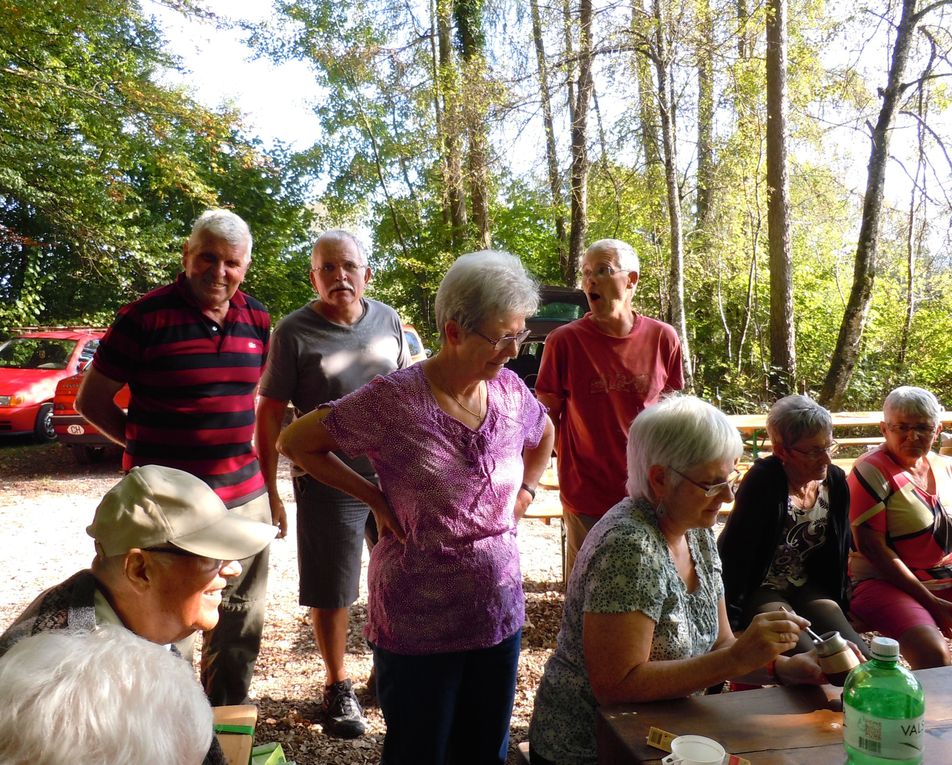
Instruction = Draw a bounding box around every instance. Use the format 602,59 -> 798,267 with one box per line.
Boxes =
471,328 -> 531,352
579,264 -> 629,283
669,467 -> 741,497
790,441 -> 839,459
885,422 -> 936,438
143,546 -> 224,571
312,261 -> 367,276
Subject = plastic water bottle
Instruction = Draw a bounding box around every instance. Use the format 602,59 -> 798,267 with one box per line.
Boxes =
843,636 -> 925,764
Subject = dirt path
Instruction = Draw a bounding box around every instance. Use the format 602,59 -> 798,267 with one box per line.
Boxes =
0,439 -> 565,764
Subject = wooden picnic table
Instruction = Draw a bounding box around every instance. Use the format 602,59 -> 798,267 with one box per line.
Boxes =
727,411 -> 952,458
597,665 -> 952,764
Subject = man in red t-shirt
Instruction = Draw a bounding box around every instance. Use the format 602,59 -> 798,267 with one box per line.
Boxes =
535,239 -> 684,579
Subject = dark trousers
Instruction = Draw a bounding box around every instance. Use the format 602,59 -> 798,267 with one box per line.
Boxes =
744,582 -> 871,658
200,539 -> 270,705
373,629 -> 522,765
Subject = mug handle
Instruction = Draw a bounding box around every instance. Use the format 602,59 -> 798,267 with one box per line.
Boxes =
661,755 -> 680,765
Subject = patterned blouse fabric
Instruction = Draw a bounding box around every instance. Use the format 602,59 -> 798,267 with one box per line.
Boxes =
763,484 -> 830,590
322,364 -> 547,654
529,497 -> 723,765
849,447 -> 952,588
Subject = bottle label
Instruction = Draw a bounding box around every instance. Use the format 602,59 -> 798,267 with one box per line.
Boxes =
844,706 -> 924,759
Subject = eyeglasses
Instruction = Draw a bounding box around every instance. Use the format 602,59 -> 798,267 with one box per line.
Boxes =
790,441 -> 839,459
884,422 -> 936,437
579,264 -> 629,282
669,467 -> 740,497
311,261 -> 367,276
471,328 -> 531,351
143,546 -> 224,570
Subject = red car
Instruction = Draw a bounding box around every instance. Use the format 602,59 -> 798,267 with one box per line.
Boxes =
52,369 -> 130,463
0,328 -> 106,442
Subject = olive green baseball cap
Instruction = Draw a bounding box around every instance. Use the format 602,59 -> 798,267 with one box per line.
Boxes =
87,465 -> 276,559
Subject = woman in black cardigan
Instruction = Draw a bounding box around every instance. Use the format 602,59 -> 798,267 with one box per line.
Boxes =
719,395 -> 869,656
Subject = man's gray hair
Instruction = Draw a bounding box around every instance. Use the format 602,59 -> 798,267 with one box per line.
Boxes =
0,626 -> 212,764
435,250 -> 539,340
584,238 -> 640,274
766,394 -> 832,448
189,208 -> 253,257
312,229 -> 368,264
884,385 -> 943,423
626,395 -> 743,500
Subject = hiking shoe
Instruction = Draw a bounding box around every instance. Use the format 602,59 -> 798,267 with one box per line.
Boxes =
321,679 -> 367,738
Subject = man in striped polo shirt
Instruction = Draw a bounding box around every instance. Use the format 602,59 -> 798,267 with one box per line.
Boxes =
76,208 -> 273,705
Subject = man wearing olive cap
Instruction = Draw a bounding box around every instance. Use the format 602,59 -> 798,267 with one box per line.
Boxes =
0,466 -> 274,765
0,465 -> 276,653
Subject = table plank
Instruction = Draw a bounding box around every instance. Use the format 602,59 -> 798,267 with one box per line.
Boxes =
598,667 -> 952,764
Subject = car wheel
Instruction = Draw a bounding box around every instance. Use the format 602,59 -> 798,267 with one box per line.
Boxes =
33,403 -> 56,443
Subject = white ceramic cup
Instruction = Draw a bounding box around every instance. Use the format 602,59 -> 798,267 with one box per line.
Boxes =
660,735 -> 726,765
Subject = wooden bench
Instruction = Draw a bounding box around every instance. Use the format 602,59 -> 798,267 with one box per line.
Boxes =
516,741 -> 531,764
523,495 -> 566,582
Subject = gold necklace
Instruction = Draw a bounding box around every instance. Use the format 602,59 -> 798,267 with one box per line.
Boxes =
431,365 -> 484,420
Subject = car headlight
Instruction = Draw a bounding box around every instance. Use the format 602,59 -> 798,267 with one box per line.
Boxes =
0,395 -> 24,407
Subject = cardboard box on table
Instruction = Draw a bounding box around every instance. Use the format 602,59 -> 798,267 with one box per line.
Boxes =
213,705 -> 257,765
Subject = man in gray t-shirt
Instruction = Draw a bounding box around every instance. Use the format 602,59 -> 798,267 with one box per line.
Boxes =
255,230 -> 409,738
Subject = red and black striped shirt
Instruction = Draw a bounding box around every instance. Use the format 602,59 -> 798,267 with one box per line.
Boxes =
92,274 -> 270,508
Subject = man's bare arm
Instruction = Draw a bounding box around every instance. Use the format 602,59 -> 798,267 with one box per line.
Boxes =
255,395 -> 291,538
75,367 -> 127,447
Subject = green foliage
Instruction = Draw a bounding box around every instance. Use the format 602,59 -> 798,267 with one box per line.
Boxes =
0,0 -> 313,327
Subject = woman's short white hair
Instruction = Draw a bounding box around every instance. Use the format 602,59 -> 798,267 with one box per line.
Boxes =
626,395 -> 743,500
884,385 -> 942,423
0,626 -> 212,765
189,208 -> 253,257
583,239 -> 640,273
766,394 -> 832,448
435,250 -> 539,340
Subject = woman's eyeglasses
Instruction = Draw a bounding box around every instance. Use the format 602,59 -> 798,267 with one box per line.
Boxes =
669,467 -> 740,497
885,422 -> 936,437
790,442 -> 839,459
471,328 -> 531,351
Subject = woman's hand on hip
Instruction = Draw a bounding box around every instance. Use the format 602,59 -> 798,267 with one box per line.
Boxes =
370,491 -> 406,544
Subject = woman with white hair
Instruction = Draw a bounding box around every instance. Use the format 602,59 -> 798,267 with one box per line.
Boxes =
529,396 -> 826,765
279,250 -> 555,765
0,626 -> 214,765
849,385 -> 952,669
718,395 -> 867,656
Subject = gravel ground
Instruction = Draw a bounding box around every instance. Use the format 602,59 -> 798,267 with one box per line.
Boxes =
0,439 -> 566,764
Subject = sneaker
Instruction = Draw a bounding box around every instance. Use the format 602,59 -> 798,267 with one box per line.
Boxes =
321,679 -> 367,738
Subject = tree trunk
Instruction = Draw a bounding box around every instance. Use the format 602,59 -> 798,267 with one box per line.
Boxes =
651,0 -> 693,389
530,0 -> 567,263
737,0 -> 751,59
819,0 -> 918,409
695,0 -> 715,238
455,0 -> 491,248
898,87 -> 927,368
765,0 -> 796,396
437,0 -> 467,249
567,0 -> 593,287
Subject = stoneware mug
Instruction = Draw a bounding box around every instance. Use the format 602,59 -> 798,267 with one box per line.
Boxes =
660,735 -> 726,765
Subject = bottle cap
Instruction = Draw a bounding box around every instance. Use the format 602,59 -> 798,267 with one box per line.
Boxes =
870,636 -> 900,660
